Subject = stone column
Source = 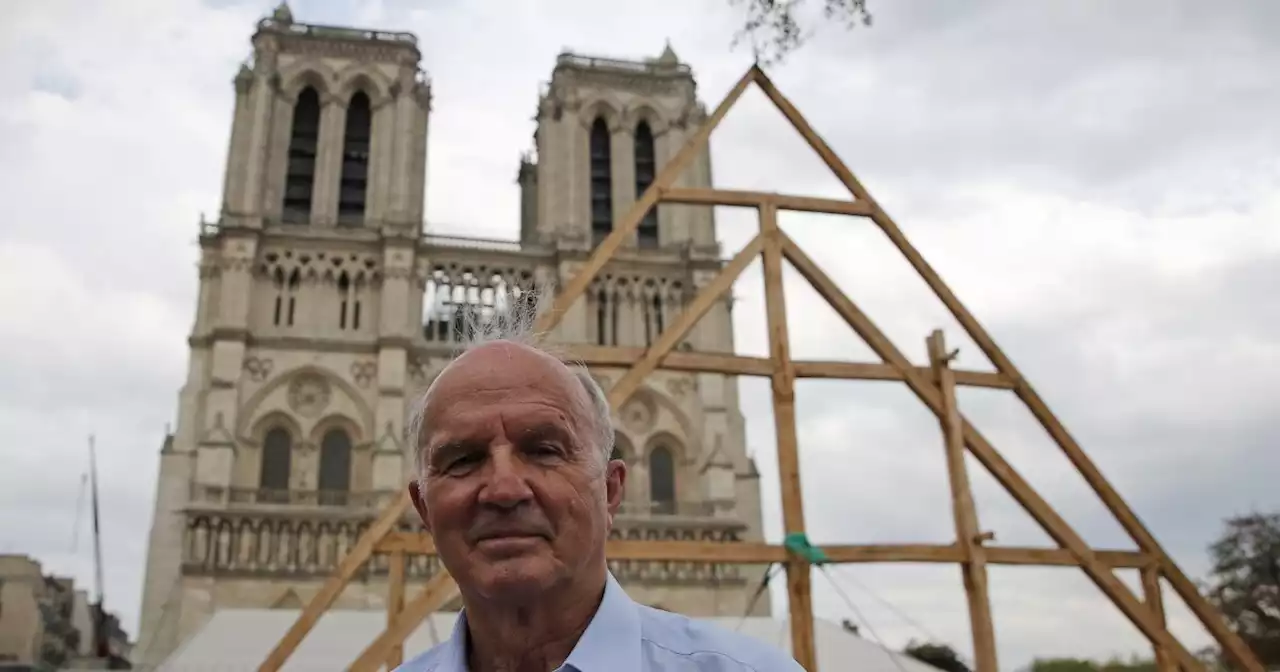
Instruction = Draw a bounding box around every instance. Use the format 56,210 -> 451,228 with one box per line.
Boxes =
610,123 -> 634,245
221,66 -> 255,217
312,97 -> 347,227
239,49 -> 278,224
366,101 -> 395,226
372,241 -> 416,491
387,71 -> 418,224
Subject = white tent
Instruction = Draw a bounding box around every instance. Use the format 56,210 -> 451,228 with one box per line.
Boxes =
158,609 -> 944,672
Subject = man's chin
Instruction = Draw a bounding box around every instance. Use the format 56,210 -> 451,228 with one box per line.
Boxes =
467,556 -> 562,600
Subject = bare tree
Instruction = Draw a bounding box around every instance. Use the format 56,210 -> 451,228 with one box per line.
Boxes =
729,0 -> 872,65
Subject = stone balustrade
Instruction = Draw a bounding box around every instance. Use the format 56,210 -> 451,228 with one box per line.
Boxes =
188,485 -> 398,511
180,505 -> 748,585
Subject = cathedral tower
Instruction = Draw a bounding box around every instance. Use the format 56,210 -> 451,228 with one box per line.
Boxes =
136,6 -> 766,668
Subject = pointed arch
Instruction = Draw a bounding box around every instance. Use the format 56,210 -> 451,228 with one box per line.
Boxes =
235,366 -> 375,441
278,61 -> 338,104
259,425 -> 293,500
338,90 -> 372,226
282,86 -> 321,222
334,64 -> 392,108
634,120 -> 659,248
648,443 -> 676,514
625,104 -> 670,136
318,427 -> 352,506
589,117 -> 612,246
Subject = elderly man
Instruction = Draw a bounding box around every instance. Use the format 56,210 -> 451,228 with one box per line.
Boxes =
397,297 -> 804,671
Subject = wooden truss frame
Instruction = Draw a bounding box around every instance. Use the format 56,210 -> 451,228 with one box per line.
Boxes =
258,66 -> 1264,672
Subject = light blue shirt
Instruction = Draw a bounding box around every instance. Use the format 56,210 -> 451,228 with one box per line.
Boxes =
395,573 -> 805,671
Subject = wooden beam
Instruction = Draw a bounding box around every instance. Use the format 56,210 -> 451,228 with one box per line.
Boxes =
758,201 -> 818,671
258,491 -> 412,672
874,201 -> 1262,672
532,67 -> 755,335
658,187 -> 875,216
752,63 -> 1261,672
565,344 -> 1013,389
1142,565 -> 1176,672
930,330 -> 998,672
385,551 -> 406,671
792,360 -> 1014,390
607,233 -> 765,408
348,571 -> 461,672
373,532 -> 1151,568
777,230 -> 1206,672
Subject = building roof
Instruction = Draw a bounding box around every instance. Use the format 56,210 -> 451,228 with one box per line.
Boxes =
158,608 -> 942,672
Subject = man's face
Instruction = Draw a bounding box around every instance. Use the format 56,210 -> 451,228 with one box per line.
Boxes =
409,342 -> 626,602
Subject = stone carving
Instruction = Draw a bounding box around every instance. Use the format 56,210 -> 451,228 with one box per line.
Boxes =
665,376 -> 693,398
244,356 -> 274,382
286,373 -> 331,418
406,354 -> 432,386
350,361 -> 376,388
620,395 -> 656,434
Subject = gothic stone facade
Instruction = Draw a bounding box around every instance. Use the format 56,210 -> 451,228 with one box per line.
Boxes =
134,7 -> 768,669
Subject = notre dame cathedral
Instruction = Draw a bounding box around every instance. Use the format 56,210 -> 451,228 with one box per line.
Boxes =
134,4 -> 769,668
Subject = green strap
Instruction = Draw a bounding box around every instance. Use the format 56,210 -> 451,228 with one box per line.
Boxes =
783,532 -> 829,564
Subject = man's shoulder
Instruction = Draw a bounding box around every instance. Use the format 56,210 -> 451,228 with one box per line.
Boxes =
634,605 -> 805,671
391,642 -> 449,672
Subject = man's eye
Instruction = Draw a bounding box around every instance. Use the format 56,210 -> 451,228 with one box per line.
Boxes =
529,443 -> 561,456
445,453 -> 482,472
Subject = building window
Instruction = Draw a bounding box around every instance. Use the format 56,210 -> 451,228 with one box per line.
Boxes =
589,118 -> 612,246
283,87 -> 320,223
634,121 -> 659,248
338,91 -> 372,226
259,427 -> 292,502
318,429 -> 352,506
336,272 -> 361,331
272,268 -> 301,327
649,445 -> 675,514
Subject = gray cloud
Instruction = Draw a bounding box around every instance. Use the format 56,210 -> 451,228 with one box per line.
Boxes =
1,0 -> 1277,669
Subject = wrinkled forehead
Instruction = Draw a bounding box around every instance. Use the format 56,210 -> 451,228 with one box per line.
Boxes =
421,341 -> 588,437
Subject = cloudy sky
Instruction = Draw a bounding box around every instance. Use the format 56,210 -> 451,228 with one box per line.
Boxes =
1,0 -> 1277,669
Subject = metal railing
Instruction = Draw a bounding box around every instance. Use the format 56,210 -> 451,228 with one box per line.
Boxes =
257,17 -> 417,45
421,233 -> 524,252
556,52 -> 691,75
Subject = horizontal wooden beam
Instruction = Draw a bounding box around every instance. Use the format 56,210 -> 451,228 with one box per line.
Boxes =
564,345 -> 1013,390
374,533 -> 1148,568
659,187 -> 876,217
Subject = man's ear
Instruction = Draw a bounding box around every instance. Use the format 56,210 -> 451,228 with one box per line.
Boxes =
408,480 -> 432,534
604,459 -> 626,522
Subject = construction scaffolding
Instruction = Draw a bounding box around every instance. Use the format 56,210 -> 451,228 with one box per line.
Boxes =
256,65 -> 1265,672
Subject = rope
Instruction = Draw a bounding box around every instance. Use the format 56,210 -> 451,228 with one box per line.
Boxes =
818,565 -> 912,672
735,562 -> 781,632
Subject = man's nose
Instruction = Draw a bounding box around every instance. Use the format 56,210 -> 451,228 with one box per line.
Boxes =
476,446 -> 534,508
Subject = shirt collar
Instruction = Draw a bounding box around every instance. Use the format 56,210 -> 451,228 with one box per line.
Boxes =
440,572 -> 641,672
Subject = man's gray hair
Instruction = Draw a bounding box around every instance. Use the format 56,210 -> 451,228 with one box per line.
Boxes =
407,286 -> 615,481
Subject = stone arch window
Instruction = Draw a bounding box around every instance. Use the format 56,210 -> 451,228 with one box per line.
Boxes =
318,428 -> 352,506
283,87 -> 321,222
634,121 -> 658,248
338,91 -> 372,226
595,286 -> 619,346
649,444 -> 676,514
272,267 -> 301,327
589,118 -> 612,246
336,271 -> 362,331
259,426 -> 293,502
